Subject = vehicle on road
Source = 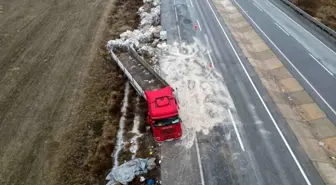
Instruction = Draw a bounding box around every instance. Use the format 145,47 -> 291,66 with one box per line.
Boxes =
110,47 -> 182,142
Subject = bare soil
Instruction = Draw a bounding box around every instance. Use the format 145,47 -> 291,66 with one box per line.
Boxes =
0,0 -> 143,184
293,0 -> 336,30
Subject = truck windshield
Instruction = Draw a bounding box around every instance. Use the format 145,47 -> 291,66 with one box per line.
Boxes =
154,116 -> 180,127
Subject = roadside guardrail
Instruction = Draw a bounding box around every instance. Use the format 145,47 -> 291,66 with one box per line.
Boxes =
280,0 -> 336,38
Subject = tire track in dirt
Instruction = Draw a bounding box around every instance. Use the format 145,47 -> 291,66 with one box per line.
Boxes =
0,6 -> 52,75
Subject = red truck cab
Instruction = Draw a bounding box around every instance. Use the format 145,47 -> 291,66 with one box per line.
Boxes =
145,86 -> 182,142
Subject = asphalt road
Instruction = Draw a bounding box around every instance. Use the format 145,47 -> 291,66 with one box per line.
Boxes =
232,0 -> 336,123
160,0 -> 327,184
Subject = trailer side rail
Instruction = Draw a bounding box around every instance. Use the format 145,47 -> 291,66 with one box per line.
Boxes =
110,50 -> 145,99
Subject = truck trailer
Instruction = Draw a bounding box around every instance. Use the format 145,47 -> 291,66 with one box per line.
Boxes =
109,47 -> 182,142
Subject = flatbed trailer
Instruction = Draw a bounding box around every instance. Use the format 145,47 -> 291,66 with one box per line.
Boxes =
109,47 -> 182,142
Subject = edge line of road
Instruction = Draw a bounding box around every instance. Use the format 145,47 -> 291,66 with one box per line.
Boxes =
205,0 -> 312,184
253,2 -> 263,12
308,53 -> 334,77
274,22 -> 290,36
197,20 -> 202,31
188,0 -> 194,8
195,136 -> 206,185
265,0 -> 336,56
232,0 -> 336,117
177,25 -> 182,43
228,108 -> 245,151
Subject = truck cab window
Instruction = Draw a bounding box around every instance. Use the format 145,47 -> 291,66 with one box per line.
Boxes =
154,116 -> 180,127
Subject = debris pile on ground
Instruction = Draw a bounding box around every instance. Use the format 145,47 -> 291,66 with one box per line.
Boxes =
106,158 -> 157,185
107,0 -> 164,65
158,40 -> 235,148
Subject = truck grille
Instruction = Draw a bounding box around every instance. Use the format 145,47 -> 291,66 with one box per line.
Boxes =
161,128 -> 175,135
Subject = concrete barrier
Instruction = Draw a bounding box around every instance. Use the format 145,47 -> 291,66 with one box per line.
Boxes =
279,0 -> 336,38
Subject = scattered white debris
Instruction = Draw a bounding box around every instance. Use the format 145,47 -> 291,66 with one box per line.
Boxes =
139,45 -> 155,57
319,141 -> 325,147
160,31 -> 167,41
147,158 -> 157,170
130,144 -> 137,154
129,96 -> 142,159
107,0 -> 164,65
140,176 -> 146,182
157,39 -> 234,148
113,82 -> 131,168
139,5 -> 160,28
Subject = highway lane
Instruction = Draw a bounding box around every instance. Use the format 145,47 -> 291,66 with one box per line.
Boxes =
161,0 -> 325,184
267,0 -> 336,52
161,0 -> 252,184
232,0 -> 336,122
193,0 -> 324,184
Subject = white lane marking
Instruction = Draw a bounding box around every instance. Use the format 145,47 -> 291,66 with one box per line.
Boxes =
228,109 -> 245,151
207,51 -> 214,68
274,22 -> 290,36
309,53 -> 334,76
234,0 -> 336,117
206,0 -> 312,185
266,0 -> 336,57
174,7 -> 178,22
189,0 -> 194,8
197,20 -> 202,31
177,25 -> 182,42
195,136 -> 206,185
253,2 -> 263,11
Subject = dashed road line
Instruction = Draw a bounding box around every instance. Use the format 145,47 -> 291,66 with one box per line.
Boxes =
228,109 -> 245,151
266,0 -> 336,57
206,0 -> 312,184
189,0 -> 194,8
309,53 -> 334,76
207,51 -> 214,68
233,0 -> 336,118
274,22 -> 289,36
197,20 -> 202,31
195,136 -> 206,185
253,2 -> 263,11
177,25 -> 182,42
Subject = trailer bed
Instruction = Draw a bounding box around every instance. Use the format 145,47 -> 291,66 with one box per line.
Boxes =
118,52 -> 164,92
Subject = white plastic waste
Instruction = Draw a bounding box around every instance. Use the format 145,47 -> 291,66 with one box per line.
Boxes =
106,158 -> 156,185
160,31 -> 167,41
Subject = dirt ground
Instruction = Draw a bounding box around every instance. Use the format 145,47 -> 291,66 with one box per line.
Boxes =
0,0 -> 144,184
292,0 -> 336,30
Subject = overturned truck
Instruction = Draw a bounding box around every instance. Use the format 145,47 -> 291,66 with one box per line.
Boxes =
109,46 -> 182,142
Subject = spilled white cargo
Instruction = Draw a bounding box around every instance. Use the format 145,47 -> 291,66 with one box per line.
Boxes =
157,39 -> 234,148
